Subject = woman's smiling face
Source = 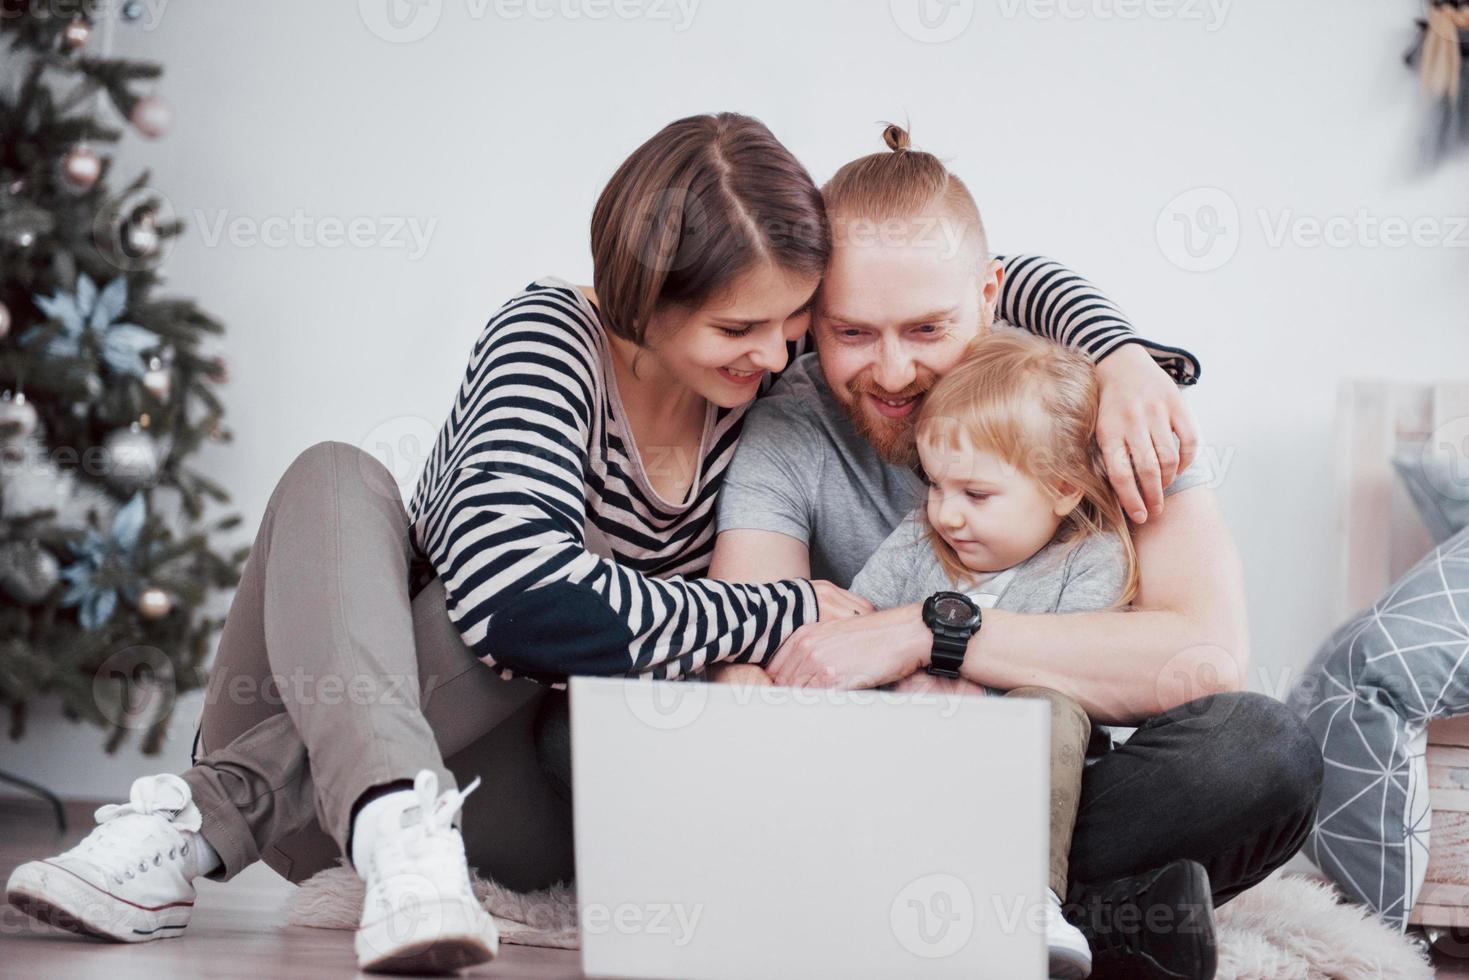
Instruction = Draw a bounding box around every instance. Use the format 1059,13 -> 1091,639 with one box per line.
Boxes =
644,260 -> 820,409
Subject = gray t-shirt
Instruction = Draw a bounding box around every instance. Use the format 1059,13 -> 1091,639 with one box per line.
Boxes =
850,514 -> 1130,615
716,350 -> 1212,588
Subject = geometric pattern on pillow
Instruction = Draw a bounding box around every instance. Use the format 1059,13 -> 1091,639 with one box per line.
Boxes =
1290,521 -> 1469,930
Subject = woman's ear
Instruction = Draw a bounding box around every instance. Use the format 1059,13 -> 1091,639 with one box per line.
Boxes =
1051,481 -> 1084,519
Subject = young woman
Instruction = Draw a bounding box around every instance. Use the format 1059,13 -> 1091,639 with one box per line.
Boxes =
5,113 -> 1192,975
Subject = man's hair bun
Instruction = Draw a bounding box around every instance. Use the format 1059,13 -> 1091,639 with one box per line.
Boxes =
882,123 -> 912,152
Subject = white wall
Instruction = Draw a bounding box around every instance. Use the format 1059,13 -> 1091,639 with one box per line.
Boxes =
4,0 -> 1468,799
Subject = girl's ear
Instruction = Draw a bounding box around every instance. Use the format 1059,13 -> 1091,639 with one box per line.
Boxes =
1051,481 -> 1084,519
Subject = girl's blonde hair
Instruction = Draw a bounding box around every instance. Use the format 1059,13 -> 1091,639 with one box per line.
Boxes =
916,330 -> 1139,606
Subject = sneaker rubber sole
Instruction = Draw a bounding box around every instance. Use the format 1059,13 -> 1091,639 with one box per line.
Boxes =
5,859 -> 192,942
355,896 -> 499,975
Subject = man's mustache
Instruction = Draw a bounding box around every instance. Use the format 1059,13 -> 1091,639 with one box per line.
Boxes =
847,380 -> 933,402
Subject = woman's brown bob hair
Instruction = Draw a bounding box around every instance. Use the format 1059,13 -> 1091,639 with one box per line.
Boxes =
590,113 -> 830,344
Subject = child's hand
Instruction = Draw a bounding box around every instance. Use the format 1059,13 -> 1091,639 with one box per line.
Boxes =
888,671 -> 989,699
705,663 -> 774,686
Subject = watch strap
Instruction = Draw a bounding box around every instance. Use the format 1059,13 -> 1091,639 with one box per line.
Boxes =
927,631 -> 969,678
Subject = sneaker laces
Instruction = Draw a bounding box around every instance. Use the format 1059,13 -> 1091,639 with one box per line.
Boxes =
371,770 -> 482,888
416,769 -> 481,837
1080,876 -> 1149,956
75,773 -> 200,885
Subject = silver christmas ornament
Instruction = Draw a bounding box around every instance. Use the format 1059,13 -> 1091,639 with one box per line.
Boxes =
0,300 -> 9,339
0,392 -> 38,453
142,365 -> 171,401
0,438 -> 116,531
0,541 -> 60,605
137,587 -> 173,619
102,424 -> 162,493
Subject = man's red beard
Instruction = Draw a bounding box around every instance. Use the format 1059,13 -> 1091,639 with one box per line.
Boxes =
840,371 -> 938,468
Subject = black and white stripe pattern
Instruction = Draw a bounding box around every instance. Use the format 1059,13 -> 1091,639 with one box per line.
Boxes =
407,279 -> 812,684
996,254 -> 1201,385
407,256 -> 1196,684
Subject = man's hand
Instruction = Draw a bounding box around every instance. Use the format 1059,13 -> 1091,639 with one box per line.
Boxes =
1095,343 -> 1200,525
767,603 -> 930,689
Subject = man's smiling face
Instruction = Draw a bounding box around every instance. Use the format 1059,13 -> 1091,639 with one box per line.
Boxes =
813,218 -> 1002,467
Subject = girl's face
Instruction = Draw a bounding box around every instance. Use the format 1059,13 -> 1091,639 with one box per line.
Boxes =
644,261 -> 820,410
919,434 -> 1083,574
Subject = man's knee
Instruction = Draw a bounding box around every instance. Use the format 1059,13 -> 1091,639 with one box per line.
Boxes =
1181,690 -> 1324,815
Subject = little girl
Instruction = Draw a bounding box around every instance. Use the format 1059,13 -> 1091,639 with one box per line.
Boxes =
849,326 -> 1141,980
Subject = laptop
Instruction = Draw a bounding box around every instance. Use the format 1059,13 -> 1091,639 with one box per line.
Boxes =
569,676 -> 1050,979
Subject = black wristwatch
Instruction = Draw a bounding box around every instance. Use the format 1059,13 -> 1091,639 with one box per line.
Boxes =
922,591 -> 982,678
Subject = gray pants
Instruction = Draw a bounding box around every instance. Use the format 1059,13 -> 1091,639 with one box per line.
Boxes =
182,441 -> 575,892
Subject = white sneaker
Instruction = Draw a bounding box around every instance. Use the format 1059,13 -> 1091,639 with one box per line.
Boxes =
5,773 -> 210,942
353,769 -> 500,974
1048,887 -> 1093,979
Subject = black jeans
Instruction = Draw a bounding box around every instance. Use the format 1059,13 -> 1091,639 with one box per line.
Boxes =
1068,690 -> 1323,905
533,687 -> 1323,906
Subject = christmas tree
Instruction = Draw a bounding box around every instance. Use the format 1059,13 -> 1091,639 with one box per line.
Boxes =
0,2 -> 246,755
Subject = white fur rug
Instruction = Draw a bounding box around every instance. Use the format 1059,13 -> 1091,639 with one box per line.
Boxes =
288,866 -> 1433,978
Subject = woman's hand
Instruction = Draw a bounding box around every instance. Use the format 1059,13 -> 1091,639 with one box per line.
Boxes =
811,580 -> 875,622
1095,343 -> 1200,525
768,603 -> 929,689
705,663 -> 774,686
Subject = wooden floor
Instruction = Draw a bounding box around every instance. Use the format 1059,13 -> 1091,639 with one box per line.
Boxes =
5,797 -> 1469,978
0,798 -> 586,978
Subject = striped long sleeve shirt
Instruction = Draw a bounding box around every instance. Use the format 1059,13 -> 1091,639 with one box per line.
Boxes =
405,256 -> 1200,685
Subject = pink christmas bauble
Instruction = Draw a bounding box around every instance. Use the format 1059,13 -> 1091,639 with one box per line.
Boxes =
130,96 -> 172,139
61,145 -> 101,191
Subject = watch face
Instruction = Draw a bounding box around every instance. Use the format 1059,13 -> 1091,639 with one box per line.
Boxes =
934,594 -> 975,627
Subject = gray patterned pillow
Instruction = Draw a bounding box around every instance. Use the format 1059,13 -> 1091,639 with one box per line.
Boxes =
1289,521 -> 1469,929
1393,448 -> 1469,543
